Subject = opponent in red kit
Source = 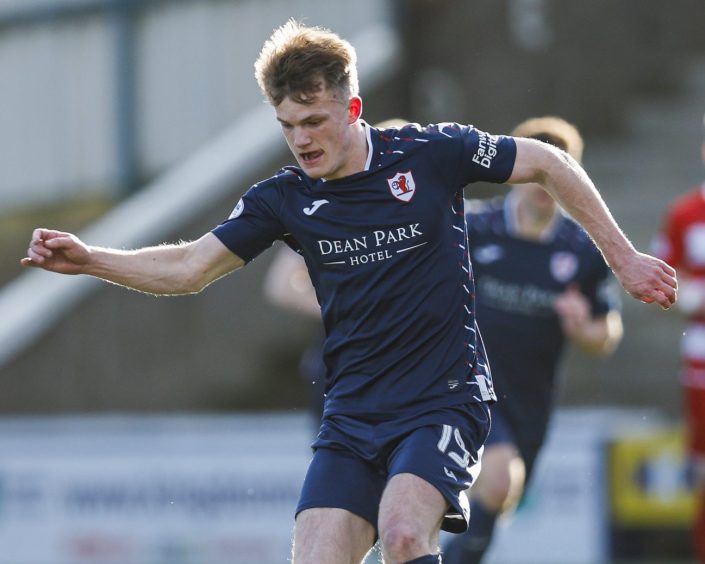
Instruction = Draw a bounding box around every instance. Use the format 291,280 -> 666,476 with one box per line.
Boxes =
653,112 -> 705,562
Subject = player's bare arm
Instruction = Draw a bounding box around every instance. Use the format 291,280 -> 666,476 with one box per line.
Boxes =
553,285 -> 623,355
264,246 -> 320,318
509,138 -> 678,309
21,229 -> 244,296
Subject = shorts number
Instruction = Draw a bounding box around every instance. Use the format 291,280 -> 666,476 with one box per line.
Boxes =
437,424 -> 470,468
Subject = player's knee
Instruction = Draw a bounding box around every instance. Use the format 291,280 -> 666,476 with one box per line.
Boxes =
476,467 -> 512,507
380,522 -> 428,561
479,479 -> 511,511
475,457 -> 525,512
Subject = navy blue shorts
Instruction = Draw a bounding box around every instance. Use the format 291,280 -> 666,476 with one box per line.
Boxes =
295,401 -> 491,534
485,403 -> 549,485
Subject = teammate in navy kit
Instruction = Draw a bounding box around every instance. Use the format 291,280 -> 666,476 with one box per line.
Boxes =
22,20 -> 677,564
443,116 -> 625,563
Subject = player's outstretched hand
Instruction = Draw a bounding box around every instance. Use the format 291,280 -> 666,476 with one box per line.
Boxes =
614,251 -> 678,310
20,228 -> 90,275
554,284 -> 591,336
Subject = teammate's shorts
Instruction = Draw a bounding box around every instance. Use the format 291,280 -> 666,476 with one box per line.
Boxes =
484,402 -> 550,486
684,384 -> 705,456
295,401 -> 491,534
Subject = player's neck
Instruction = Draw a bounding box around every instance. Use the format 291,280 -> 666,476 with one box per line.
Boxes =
514,199 -> 560,241
349,121 -> 370,175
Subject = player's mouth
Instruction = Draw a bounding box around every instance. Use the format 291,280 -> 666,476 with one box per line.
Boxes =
300,150 -> 324,165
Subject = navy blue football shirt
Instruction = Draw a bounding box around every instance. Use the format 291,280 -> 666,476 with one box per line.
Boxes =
466,194 -> 619,430
212,122 -> 516,419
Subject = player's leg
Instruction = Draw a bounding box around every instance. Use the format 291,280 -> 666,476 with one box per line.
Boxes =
684,384 -> 705,562
378,472 -> 448,562
444,443 -> 524,564
293,446 -> 384,563
442,442 -> 523,564
472,442 -> 525,513
442,407 -> 525,564
692,454 -> 705,563
379,402 -> 490,563
293,507 -> 376,564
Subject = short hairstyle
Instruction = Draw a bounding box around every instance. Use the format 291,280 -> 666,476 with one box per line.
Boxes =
511,116 -> 584,162
254,19 -> 359,106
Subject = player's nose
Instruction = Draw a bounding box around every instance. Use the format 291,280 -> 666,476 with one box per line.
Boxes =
293,126 -> 312,147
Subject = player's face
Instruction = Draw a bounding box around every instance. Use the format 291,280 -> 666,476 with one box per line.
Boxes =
275,87 -> 360,180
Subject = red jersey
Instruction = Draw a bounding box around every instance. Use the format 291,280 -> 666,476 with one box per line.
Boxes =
655,183 -> 705,389
656,184 -> 705,282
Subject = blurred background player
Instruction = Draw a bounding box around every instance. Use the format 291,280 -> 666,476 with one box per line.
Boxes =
443,116 -> 624,563
651,112 -> 705,563
264,235 -> 326,426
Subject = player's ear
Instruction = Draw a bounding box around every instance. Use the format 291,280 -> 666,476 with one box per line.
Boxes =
348,97 -> 362,124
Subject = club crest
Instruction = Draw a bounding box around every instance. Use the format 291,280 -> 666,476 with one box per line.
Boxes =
229,198 -> 244,219
387,171 -> 416,203
550,251 -> 578,283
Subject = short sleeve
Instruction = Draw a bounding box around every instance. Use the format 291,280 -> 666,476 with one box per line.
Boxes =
211,183 -> 286,263
456,125 -> 516,185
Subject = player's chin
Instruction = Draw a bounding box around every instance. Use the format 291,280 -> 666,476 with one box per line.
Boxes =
299,162 -> 326,180
298,152 -> 327,177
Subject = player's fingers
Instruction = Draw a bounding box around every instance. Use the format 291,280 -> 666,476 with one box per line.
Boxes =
30,228 -> 48,242
659,260 -> 677,279
44,235 -> 73,249
33,228 -> 70,241
20,257 -> 39,268
30,228 -> 56,245
655,274 -> 678,305
28,239 -> 52,259
26,246 -> 49,263
645,289 -> 672,310
663,283 -> 678,301
659,270 -> 678,291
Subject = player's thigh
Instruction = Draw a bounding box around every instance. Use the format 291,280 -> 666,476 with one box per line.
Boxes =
382,402 -> 490,535
475,406 -> 520,504
293,507 -> 376,564
296,446 -> 386,530
294,445 -> 380,562
378,471 -> 448,549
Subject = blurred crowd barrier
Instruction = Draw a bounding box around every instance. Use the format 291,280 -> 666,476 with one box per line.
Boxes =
0,413 -> 311,564
0,408 -> 696,564
482,409 -> 696,563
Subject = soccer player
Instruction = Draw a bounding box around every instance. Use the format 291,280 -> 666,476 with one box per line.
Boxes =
652,112 -> 705,563
21,20 -> 677,564
442,116 -> 625,563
